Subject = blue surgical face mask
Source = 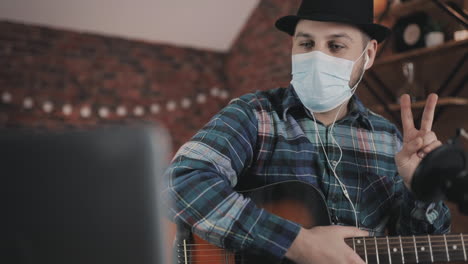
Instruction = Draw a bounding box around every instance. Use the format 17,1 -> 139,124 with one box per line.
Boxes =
291,46 -> 369,113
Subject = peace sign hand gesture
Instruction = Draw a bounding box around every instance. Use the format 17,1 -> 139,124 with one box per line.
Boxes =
395,93 -> 443,190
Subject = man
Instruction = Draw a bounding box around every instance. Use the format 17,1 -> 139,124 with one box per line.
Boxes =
163,0 -> 451,263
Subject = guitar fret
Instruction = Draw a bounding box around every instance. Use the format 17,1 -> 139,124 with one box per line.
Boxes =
353,237 -> 356,252
374,237 -> 380,264
428,234 -> 434,263
364,237 -> 368,264
386,236 -> 392,264
413,235 -> 418,263
462,233 -> 467,261
399,236 -> 405,264
183,239 -> 188,264
417,235 -> 431,263
444,234 -> 450,262
225,248 -> 229,264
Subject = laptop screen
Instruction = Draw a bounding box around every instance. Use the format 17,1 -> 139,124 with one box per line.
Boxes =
1,125 -> 170,264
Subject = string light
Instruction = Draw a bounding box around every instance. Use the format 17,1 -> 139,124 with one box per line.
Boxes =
219,90 -> 229,100
196,93 -> 207,104
133,105 -> 145,116
166,101 -> 177,112
150,104 -> 160,114
23,97 -> 34,109
210,87 -> 220,97
181,98 -> 191,109
1,87 -> 230,119
42,101 -> 54,113
2,92 -> 12,103
98,106 -> 110,118
62,104 -> 73,116
80,106 -> 91,118
116,105 -> 127,117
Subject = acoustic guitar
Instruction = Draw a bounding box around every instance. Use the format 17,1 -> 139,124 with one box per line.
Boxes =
174,181 -> 467,264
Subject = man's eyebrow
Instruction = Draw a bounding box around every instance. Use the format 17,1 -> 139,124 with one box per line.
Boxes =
327,33 -> 354,42
294,32 -> 313,39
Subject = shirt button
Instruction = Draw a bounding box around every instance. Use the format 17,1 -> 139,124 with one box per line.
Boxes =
332,214 -> 339,224
331,160 -> 338,167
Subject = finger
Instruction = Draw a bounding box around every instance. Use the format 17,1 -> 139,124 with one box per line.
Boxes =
346,248 -> 366,264
403,137 -> 423,156
349,252 -> 366,264
415,131 -> 437,158
418,140 -> 442,158
397,137 -> 424,164
336,226 -> 369,238
421,131 -> 437,146
400,94 -> 415,138
420,93 -> 438,132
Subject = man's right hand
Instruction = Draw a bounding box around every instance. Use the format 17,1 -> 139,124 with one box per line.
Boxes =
285,226 -> 369,264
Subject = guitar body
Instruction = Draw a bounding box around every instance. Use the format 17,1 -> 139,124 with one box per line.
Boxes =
174,181 -> 331,264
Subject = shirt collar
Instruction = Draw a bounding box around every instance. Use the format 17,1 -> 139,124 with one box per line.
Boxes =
281,85 -> 374,131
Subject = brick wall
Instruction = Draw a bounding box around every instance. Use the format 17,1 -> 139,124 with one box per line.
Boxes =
225,0 -> 300,97
0,21 -> 229,149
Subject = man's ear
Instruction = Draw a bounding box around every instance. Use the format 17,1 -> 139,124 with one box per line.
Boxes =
365,39 -> 378,70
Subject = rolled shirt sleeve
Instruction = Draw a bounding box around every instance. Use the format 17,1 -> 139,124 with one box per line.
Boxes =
393,178 -> 451,235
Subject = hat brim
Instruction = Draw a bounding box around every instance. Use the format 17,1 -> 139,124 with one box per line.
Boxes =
275,14 -> 390,43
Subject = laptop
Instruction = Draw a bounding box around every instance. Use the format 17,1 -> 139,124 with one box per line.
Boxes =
1,125 -> 170,264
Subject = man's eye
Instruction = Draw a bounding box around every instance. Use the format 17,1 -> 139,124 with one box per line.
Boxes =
300,41 -> 313,48
330,44 -> 345,51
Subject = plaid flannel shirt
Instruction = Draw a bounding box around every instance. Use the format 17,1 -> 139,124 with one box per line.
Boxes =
163,86 -> 451,260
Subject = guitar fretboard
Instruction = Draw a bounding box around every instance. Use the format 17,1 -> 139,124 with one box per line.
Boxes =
345,233 -> 468,264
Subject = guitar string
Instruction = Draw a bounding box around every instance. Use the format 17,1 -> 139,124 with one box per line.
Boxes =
181,240 -> 468,248
181,235 -> 468,245
179,250 -> 468,254
178,249 -> 468,256
178,245 -> 467,261
180,246 -> 468,251
179,240 -> 467,260
177,251 -> 468,262
180,234 -> 467,246
178,252 -> 466,264
180,244 -> 467,251
178,236 -> 468,260
179,246 -> 468,255
181,238 -> 468,248
179,251 -> 468,255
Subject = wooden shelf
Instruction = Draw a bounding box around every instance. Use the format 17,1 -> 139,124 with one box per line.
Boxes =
372,96 -> 468,112
388,0 -> 454,18
374,39 -> 468,66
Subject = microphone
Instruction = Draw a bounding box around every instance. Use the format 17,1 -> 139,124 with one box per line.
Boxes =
411,128 -> 468,215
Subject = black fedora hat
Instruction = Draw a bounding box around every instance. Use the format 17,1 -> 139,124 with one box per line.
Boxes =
275,0 -> 390,43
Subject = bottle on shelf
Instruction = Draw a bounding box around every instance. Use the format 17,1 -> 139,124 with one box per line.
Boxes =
396,61 -> 426,103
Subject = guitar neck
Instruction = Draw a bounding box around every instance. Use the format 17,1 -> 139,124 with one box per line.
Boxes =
345,233 -> 468,264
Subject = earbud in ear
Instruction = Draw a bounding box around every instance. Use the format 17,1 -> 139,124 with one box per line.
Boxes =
364,53 -> 370,69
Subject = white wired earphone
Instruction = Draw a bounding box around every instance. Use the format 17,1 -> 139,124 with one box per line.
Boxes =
311,111 -> 359,227
309,53 -> 370,228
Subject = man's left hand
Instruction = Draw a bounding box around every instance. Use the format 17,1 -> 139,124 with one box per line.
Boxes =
395,93 -> 443,190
